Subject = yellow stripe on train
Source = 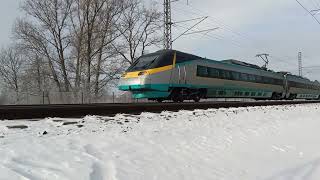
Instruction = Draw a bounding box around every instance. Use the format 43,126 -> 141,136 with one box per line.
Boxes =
123,65 -> 174,79
123,52 -> 177,79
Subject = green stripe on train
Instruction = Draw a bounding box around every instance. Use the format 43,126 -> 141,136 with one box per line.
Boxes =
119,83 -> 274,99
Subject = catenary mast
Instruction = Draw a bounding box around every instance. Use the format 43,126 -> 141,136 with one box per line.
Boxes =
164,0 -> 173,50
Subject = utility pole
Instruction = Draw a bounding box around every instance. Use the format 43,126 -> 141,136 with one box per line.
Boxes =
163,0 -> 217,49
298,52 -> 302,77
164,0 -> 173,50
256,54 -> 270,69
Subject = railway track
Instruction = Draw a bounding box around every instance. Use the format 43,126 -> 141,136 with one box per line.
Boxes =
0,100 -> 319,120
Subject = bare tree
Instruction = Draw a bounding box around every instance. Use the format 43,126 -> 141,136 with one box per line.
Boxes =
0,46 -> 25,102
92,1 -> 124,96
69,0 -> 124,97
12,0 -> 162,104
19,0 -> 74,91
15,20 -> 63,91
114,0 -> 162,65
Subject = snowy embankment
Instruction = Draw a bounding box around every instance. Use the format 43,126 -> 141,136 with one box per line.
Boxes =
1,104 -> 320,180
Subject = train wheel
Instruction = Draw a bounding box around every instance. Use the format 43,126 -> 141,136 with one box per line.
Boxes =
288,94 -> 296,100
193,94 -> 201,102
173,96 -> 184,103
156,99 -> 164,103
171,89 -> 184,103
271,92 -> 279,100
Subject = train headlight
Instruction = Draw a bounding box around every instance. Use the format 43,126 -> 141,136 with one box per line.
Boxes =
138,71 -> 147,76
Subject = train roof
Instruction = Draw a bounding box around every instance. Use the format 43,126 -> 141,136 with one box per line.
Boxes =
152,49 -> 319,83
154,49 -> 203,59
221,59 -> 264,71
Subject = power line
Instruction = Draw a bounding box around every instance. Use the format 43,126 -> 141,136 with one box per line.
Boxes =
308,0 -> 320,9
303,65 -> 320,68
270,56 -> 297,66
311,9 -> 320,15
170,1 -> 318,71
174,16 -> 208,24
173,6 -> 301,67
173,4 -> 259,45
183,28 -> 220,36
172,23 -> 244,49
172,16 -> 208,42
295,0 -> 320,25
309,0 -> 320,9
172,8 -> 250,48
256,54 -> 270,69
163,0 -> 217,49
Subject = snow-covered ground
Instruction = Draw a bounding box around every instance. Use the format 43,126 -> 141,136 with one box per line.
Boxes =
1,104 -> 320,180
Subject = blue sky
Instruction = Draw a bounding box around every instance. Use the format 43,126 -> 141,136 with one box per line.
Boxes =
0,0 -> 320,80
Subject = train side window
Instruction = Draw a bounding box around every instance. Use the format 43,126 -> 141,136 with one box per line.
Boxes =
291,81 -> 297,88
270,78 -> 275,84
197,66 -> 208,77
208,68 -> 219,78
232,72 -> 240,80
276,79 -> 281,85
240,73 -> 248,81
225,71 -> 231,80
229,71 -> 235,80
249,75 -> 255,82
264,77 -> 271,84
256,76 -> 262,83
218,70 -> 225,79
218,91 -> 225,95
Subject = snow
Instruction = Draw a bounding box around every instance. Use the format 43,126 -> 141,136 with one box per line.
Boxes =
1,104 -> 320,180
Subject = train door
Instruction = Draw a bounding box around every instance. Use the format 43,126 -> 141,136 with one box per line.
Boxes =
169,64 -> 187,86
283,74 -> 290,98
180,65 -> 187,85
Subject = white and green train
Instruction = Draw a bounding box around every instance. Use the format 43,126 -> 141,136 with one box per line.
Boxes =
118,50 -> 320,102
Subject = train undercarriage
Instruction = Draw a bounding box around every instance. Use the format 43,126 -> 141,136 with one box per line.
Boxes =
148,88 -> 320,103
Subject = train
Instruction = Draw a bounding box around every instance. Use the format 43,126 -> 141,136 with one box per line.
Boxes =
118,49 -> 320,102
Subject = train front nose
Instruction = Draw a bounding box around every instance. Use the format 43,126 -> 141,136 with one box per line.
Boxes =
118,73 -> 151,91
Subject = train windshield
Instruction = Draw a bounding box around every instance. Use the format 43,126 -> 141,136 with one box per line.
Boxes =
126,51 -> 174,72
127,55 -> 160,72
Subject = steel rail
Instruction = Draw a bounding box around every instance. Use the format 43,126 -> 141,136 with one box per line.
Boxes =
0,100 -> 319,120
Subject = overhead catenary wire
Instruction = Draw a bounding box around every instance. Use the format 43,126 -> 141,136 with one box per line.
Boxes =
183,28 -> 220,36
173,4 -> 259,46
170,0 -> 319,75
311,9 -> 320,15
295,0 -> 320,25
172,16 -> 208,42
302,65 -> 320,69
172,9 -> 249,48
173,24 -> 297,72
173,22 -> 299,69
187,3 -> 320,70
174,16 -> 209,24
173,7 -> 300,67
172,23 -> 244,49
309,0 -> 320,9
